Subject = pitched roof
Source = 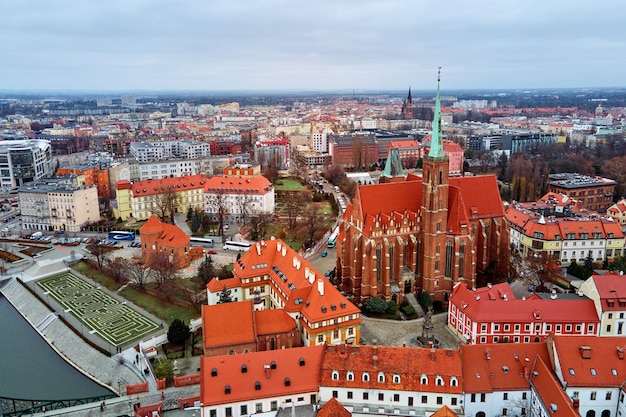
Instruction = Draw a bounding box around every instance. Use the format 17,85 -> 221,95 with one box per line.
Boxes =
321,344 -> 462,394
530,356 -> 578,417
206,276 -> 242,293
131,174 -> 207,197
431,405 -> 459,417
200,345 -> 324,406
461,342 -> 550,393
254,309 -> 297,337
204,174 -> 273,195
140,215 -> 190,247
591,273 -> 626,311
552,335 -> 626,387
140,214 -> 164,234
317,397 -> 351,417
202,301 -> 256,349
451,283 -> 599,323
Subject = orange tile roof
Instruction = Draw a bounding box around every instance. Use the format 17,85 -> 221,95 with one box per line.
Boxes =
317,398 -> 351,417
321,344 -> 462,394
140,214 -> 164,234
530,356 -> 578,417
202,301 -> 256,349
139,215 -> 190,247
590,273 -> 626,311
431,405 -> 459,417
461,342 -> 550,393
206,276 -> 242,292
449,175 -> 505,219
552,335 -> 626,387
200,345 -> 324,406
204,174 -> 273,195
131,174 -> 207,197
234,239 -> 361,327
254,309 -> 297,336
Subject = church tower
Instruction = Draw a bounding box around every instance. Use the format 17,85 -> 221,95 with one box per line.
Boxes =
401,86 -> 413,120
420,69 -> 450,301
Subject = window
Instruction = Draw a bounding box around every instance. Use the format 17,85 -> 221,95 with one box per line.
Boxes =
224,408 -> 232,417
393,394 -> 400,402
451,398 -> 457,406
332,390 -> 338,398
270,402 -> 277,411
347,392 -> 353,400
393,374 -> 400,384
504,324 -> 510,331
317,335 -> 324,343
378,393 -> 384,401
363,392 -> 369,400
591,391 -> 597,400
255,403 -> 262,413
421,375 -> 428,385
332,371 -> 339,380
503,409 -> 508,416
471,394 -> 476,403
422,395 -> 428,404
378,372 -> 385,383
437,397 -> 443,405
481,393 -> 486,402
607,392 -> 613,401
240,405 -> 248,415
503,393 -> 508,400
450,377 -> 458,386
347,371 -> 354,381
566,324 -> 572,332
436,376 -> 444,386
210,410 -> 217,417
363,372 -> 370,382
408,397 -> 414,406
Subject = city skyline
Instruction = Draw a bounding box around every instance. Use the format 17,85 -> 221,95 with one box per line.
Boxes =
2,0 -> 626,92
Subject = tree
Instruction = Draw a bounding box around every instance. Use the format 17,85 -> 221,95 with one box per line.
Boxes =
235,194 -> 253,225
186,206 -> 194,222
249,212 -> 273,241
206,190 -> 229,236
303,205 -> 325,248
125,261 -> 152,290
602,156 -> 626,201
364,297 -> 388,314
87,243 -> 108,271
283,192 -> 305,229
167,318 -> 190,345
218,284 -> 233,304
104,257 -> 127,283
190,210 -> 201,233
151,185 -> 177,224
608,256 -> 626,274
149,250 -> 180,291
514,252 -> 562,292
196,255 -> 215,286
566,260 -> 591,280
323,164 -> 345,186
153,360 -> 174,380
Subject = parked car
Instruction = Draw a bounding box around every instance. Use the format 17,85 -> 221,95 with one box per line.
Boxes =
207,249 -> 217,254
321,251 -> 327,257
55,230 -> 64,235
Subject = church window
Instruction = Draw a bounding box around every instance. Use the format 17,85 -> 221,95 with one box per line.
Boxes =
458,243 -> 465,278
445,241 -> 453,278
415,240 -> 421,271
376,244 -> 382,282
389,244 -> 395,281
436,221 -> 441,232
436,245 -> 440,255
439,169 -> 443,184
435,260 -> 440,271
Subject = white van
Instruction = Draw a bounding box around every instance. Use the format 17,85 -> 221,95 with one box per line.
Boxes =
31,231 -> 43,239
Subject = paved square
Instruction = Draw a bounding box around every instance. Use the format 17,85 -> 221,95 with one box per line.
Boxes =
38,273 -> 160,346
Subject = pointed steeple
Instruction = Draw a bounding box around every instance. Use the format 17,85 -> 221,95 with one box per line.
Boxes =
427,67 -> 444,158
407,86 -> 412,102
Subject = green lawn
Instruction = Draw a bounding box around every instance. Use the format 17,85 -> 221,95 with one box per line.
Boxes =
274,178 -> 308,191
119,286 -> 199,323
72,261 -> 122,291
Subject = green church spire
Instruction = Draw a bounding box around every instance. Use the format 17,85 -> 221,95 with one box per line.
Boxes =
427,67 -> 444,158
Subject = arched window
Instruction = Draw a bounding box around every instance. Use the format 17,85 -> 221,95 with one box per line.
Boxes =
601,411 -> 610,417
393,374 -> 401,384
378,372 -> 385,383
421,375 -> 428,385
450,377 -> 458,386
376,244 -> 382,282
458,242 -> 465,278
228,350 -> 235,355
476,412 -> 486,417
415,239 -> 421,271
362,372 -> 370,382
332,371 -> 339,381
436,376 -> 444,386
402,242 -> 408,267
389,243 -> 395,281
445,241 -> 453,278
586,411 -> 596,417
347,371 -> 354,381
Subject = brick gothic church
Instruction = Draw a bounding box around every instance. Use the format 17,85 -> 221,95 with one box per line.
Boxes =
336,74 -> 508,303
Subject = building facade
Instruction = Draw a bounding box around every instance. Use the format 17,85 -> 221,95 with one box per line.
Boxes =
139,214 -> 202,269
203,174 -> 274,224
579,273 -> 626,337
548,173 -> 617,213
0,139 -> 55,192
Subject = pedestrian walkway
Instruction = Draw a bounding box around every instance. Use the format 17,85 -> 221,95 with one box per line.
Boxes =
360,313 -> 459,349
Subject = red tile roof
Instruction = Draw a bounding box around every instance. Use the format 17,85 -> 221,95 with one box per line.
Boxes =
461,342 -> 550,393
317,397 -> 351,417
202,301 -> 256,349
204,174 -> 273,195
451,283 -> 599,323
321,344 -> 462,394
591,273 -> 626,311
552,335 -> 626,387
131,174 -> 207,197
254,309 -> 297,337
431,405 -> 459,417
530,356 -> 578,417
200,345 -> 324,406
139,215 -> 190,247
206,276 -> 242,292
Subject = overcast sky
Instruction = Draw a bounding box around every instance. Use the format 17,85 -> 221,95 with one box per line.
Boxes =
1,0 -> 625,92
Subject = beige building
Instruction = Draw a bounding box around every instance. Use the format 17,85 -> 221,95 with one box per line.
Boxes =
19,181 -> 100,232
579,273 -> 626,336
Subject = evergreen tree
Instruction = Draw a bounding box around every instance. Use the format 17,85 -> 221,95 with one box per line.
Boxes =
167,319 -> 190,345
218,284 -> 233,304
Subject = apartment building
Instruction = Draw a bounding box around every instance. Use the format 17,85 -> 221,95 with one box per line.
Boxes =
129,140 -> 211,162
548,173 -> 617,213
0,139 -> 55,192
579,273 -> 626,336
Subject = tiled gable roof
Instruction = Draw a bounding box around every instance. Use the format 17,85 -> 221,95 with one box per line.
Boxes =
530,356 -> 578,417
206,276 -> 242,293
204,174 -> 273,195
451,283 -> 599,323
131,174 -> 207,197
552,335 -> 626,387
461,342 -> 550,393
321,344 -> 462,394
140,214 -> 190,247
449,175 -> 504,219
317,397 -> 351,417
202,301 -> 256,349
254,309 -> 297,336
431,405 -> 459,417
200,345 -> 324,406
591,273 -> 626,310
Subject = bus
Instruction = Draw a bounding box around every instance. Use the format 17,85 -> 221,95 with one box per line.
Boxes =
327,228 -> 339,248
223,240 -> 253,252
108,230 -> 135,240
189,237 -> 215,248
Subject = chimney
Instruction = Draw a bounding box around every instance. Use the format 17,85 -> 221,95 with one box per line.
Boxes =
264,364 -> 271,379
256,243 -> 261,255
617,346 -> 624,360
373,339 -> 378,368
579,346 -> 592,359
430,347 -> 436,361
317,279 -> 324,296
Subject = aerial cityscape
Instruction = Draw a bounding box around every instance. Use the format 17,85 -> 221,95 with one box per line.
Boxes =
2,2 -> 626,417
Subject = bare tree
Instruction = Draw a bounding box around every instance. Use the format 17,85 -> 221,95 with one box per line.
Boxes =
148,250 -> 180,292
105,257 -> 127,283
303,205 -> 326,248
151,185 -> 177,224
125,260 -> 152,290
323,163 -> 345,186
235,193 -> 253,225
87,243 -> 108,271
206,190 -> 229,236
511,251 -> 562,292
249,211 -> 274,241
283,192 -> 305,229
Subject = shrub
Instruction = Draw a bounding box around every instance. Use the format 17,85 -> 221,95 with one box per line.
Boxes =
432,300 -> 443,313
363,297 -> 388,314
401,303 -> 416,318
386,300 -> 398,315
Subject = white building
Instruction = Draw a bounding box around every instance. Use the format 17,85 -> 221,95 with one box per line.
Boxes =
129,140 -> 211,162
203,175 -> 275,223
0,139 -> 55,192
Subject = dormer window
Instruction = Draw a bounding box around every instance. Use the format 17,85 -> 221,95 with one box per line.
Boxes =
241,364 -> 247,374
378,372 -> 385,383
254,381 -> 261,390
224,385 -> 231,394
393,374 -> 401,384
436,376 -> 444,386
332,371 -> 339,381
211,368 -> 218,377
362,372 -> 370,382
450,376 -> 458,386
421,375 -> 428,385
347,371 -> 354,381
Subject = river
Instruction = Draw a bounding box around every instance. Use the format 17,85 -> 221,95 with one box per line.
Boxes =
0,295 -> 113,400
